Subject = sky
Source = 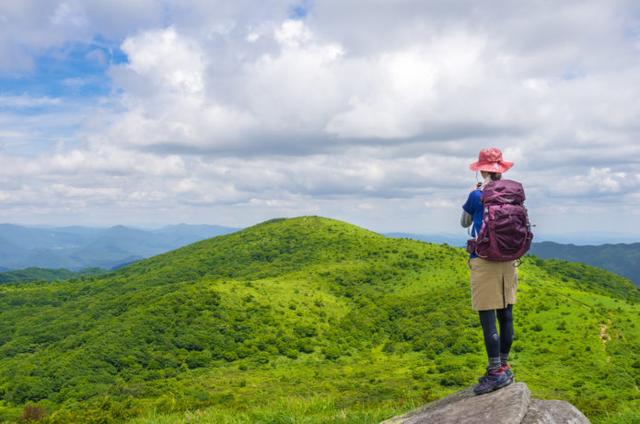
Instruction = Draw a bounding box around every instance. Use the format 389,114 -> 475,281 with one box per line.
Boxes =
1,0 -> 639,242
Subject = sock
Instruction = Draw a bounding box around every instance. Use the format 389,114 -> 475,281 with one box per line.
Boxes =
500,352 -> 509,366
488,357 -> 501,370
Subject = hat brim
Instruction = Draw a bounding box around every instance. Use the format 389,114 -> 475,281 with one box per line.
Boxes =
469,160 -> 513,173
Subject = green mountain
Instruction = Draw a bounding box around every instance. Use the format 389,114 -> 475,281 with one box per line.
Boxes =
530,241 -> 640,286
0,268 -> 105,284
0,216 -> 639,424
383,234 -> 640,287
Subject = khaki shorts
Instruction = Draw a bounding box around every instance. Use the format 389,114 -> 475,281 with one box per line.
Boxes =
469,257 -> 518,311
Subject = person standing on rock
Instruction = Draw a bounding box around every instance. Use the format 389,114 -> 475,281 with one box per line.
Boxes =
460,147 -> 532,395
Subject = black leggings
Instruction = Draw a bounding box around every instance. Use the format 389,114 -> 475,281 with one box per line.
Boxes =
478,304 -> 513,359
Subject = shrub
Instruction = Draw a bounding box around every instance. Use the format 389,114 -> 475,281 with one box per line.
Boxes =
284,349 -> 298,359
297,340 -> 315,353
223,351 -> 238,362
186,350 -> 211,369
322,346 -> 340,360
21,404 -> 46,422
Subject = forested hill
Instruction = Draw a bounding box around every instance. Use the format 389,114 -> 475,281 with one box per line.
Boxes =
0,216 -> 639,423
0,267 -> 105,284
384,234 -> 640,287
530,241 -> 640,286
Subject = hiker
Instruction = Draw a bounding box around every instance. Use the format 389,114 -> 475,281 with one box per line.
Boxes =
460,147 -> 521,395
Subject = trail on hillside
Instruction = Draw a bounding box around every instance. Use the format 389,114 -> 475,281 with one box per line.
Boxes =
599,321 -> 612,363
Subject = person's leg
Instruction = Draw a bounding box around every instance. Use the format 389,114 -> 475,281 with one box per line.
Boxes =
474,308 -> 512,394
478,309 -> 501,370
496,304 -> 514,366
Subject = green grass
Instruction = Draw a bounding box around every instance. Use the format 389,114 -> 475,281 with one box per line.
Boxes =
0,216 -> 639,423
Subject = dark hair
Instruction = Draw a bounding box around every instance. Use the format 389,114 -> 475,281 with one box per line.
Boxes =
488,172 -> 502,181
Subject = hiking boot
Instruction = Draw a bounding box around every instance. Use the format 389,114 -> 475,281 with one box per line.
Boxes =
477,363 -> 514,383
501,363 -> 514,380
473,367 -> 513,395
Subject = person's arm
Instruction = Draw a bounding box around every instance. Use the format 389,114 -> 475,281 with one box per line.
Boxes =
460,209 -> 472,228
461,189 -> 480,228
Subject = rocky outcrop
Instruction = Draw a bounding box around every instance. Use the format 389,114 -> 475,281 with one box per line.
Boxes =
381,382 -> 590,424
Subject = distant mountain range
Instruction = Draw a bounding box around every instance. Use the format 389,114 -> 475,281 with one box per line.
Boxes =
0,223 -> 240,271
529,241 -> 640,286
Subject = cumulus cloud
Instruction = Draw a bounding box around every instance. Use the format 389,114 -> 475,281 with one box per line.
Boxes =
548,167 -> 636,197
121,27 -> 205,94
1,0 -> 639,237
103,19 -> 529,153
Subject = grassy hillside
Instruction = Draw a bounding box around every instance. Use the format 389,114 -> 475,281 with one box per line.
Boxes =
0,216 -> 639,423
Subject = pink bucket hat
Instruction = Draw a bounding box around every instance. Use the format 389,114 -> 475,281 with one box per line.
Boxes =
469,147 -> 513,173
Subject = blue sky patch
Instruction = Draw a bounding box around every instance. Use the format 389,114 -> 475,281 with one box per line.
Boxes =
0,37 -> 125,100
289,0 -> 313,19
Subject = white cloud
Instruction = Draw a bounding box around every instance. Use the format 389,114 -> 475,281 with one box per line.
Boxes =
121,27 -> 205,94
1,0 -> 640,239
325,45 -> 440,138
0,147 -> 186,179
50,1 -> 88,27
51,183 -> 122,199
0,95 -> 62,108
424,199 -> 455,209
274,19 -> 313,47
548,167 -> 634,197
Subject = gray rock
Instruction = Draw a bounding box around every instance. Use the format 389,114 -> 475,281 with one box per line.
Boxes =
380,382 -> 590,424
522,399 -> 591,424
381,382 -> 530,424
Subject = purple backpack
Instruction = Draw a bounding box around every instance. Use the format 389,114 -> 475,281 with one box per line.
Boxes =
467,179 -> 534,261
